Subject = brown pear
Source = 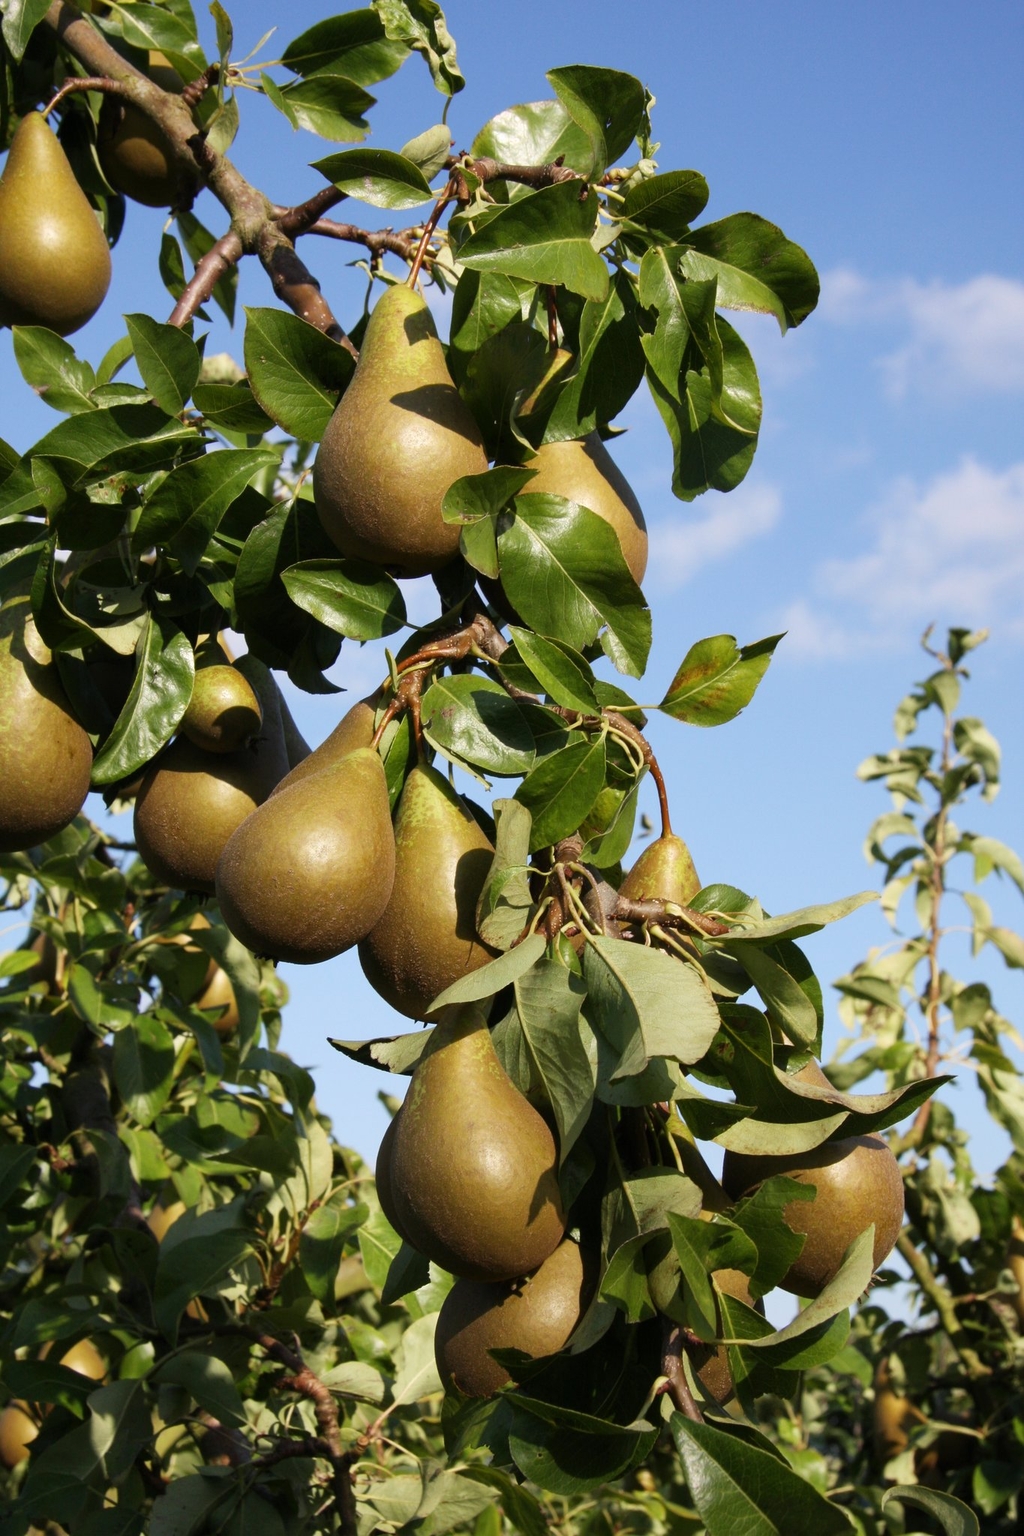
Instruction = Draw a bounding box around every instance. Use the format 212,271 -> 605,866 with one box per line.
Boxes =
0,594 -> 93,852
215,747 -> 395,964
271,692 -> 377,796
692,1269 -> 756,1405
872,1358 -> 925,1461
523,434 -> 648,585
314,284 -> 488,576
134,663 -> 288,893
180,664 -> 263,754
388,1005 -> 566,1281
358,763 -> 496,1020
0,1400 -> 38,1468
722,1134 -> 905,1298
97,54 -> 187,207
0,112 -> 111,335
435,1238 -> 594,1398
619,831 -> 700,908
375,1110 -> 408,1241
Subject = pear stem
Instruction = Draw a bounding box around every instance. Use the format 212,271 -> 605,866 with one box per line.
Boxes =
406,176 -> 458,288
44,75 -> 129,117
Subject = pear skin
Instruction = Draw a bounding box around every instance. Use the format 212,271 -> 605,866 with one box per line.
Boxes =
215,747 -> 396,963
0,594 -> 93,852
0,1401 -> 37,1468
524,434 -> 648,585
435,1238 -> 594,1397
375,1109 -> 408,1241
98,55 -> 186,207
314,285 -> 488,576
388,1005 -> 566,1281
0,112 -> 111,335
619,832 -> 700,908
358,763 -> 496,1020
180,664 -> 262,754
271,692 -> 377,796
722,1134 -> 905,1298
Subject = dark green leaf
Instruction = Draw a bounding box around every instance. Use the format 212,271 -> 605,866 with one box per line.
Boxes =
421,673 -> 537,776
508,628 -> 599,715
538,272 -> 646,442
281,557 -> 406,639
90,616 -> 194,786
646,317 -> 761,499
430,933 -> 546,1012
515,736 -> 607,850
282,11 -> 408,84
279,75 -> 376,140
2,406 -> 196,496
154,1228 -> 253,1339
684,213 -> 820,330
12,327 -> 96,414
476,797 -> 535,949
192,381 -> 274,434
514,958 -> 592,1160
660,633 -> 781,725
2,0 -> 51,60
113,1011 -> 176,1127
509,1397 -> 657,1496
671,1415 -> 852,1535
300,1192 -> 369,1303
373,0 -> 464,96
881,1487 -> 979,1536
153,1352 -> 247,1429
471,98 -> 592,178
244,307 -> 354,438
547,65 -> 646,175
124,313 -> 202,415
134,448 -> 277,575
622,170 -> 710,240
458,184 -> 610,303
312,147 -> 433,206
583,936 -> 721,1077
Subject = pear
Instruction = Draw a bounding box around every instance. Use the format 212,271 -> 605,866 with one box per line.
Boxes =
722,1133 -> 905,1298
872,1358 -> 925,1461
97,54 -> 187,207
387,1004 -> 566,1281
691,1269 -> 755,1405
271,692 -> 376,796
0,1400 -> 38,1468
0,593 -> 93,852
375,1109 -> 408,1241
314,285 -> 488,576
434,1238 -> 593,1397
0,112 -> 111,335
134,664 -> 288,893
358,763 -> 496,1020
215,747 -> 395,964
180,664 -> 263,754
523,434 -> 648,586
619,831 -> 700,908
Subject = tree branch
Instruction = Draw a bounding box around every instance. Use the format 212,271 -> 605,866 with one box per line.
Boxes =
658,1321 -> 705,1421
896,1232 -> 990,1379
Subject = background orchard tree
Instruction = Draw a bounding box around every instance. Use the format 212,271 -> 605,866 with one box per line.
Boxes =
0,2 -> 1008,1534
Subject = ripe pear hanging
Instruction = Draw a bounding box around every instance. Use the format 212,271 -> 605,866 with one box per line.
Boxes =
619,829 -> 701,908
0,112 -> 111,336
98,54 -> 187,207
387,1004 -> 566,1281
524,433 -> 648,586
313,284 -> 488,576
215,747 -> 395,964
359,762 -> 496,1019
0,593 -> 93,852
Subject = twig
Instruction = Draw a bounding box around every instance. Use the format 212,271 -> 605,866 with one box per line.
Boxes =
614,896 -> 730,937
45,74 -> 129,116
408,177 -> 458,287
168,230 -> 242,326
659,1322 -> 705,1421
896,1232 -> 990,1379
254,1333 -> 357,1531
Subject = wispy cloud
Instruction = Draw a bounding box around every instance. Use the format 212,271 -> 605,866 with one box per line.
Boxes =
819,269 -> 1024,397
780,456 -> 1024,657
646,481 -> 782,591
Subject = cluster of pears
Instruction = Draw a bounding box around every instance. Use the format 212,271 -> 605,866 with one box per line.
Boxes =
312,282 -> 647,586
375,1004 -> 593,1398
0,1338 -> 106,1469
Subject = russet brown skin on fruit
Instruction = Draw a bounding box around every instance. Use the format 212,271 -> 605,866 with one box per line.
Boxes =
722,1133 -> 905,1298
358,763 -> 497,1020
215,747 -> 396,964
271,693 -> 377,797
435,1239 -> 593,1398
0,597 -> 93,853
389,1006 -> 566,1281
619,832 -> 700,908
134,735 -> 283,893
314,285 -> 487,577
97,57 -> 184,207
0,113 -> 111,336
524,434 -> 648,585
181,664 -> 263,754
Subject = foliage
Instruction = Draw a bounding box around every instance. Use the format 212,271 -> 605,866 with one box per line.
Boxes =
0,2 -> 1013,1534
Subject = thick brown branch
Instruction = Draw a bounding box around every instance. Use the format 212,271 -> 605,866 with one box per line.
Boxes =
274,185 -> 351,237
659,1321 -> 705,1421
448,154 -> 582,193
254,1333 -> 355,1528
295,218 -> 421,263
614,896 -> 730,937
168,230 -> 242,327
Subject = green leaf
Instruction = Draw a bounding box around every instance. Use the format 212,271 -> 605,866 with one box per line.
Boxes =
282,11 -> 410,85
0,1144 -> 37,1208
671,1414 -> 852,1535
2,405 -> 196,497
499,494 -> 651,677
400,123 -> 453,180
966,834 -> 1024,895
684,213 -> 820,330
514,958 -> 592,1160
622,171 -> 710,241
177,211 -> 238,323
476,798 -> 535,949
458,183 -> 610,303
278,75 -> 376,141
134,447 -> 277,575
311,147 -> 433,206
661,633 -> 781,724
459,1466 -> 549,1536
113,1012 -> 176,1127
300,1191 -> 369,1303
429,933 -> 546,1011
881,1487 -> 979,1536
515,736 -> 607,850
600,1233 -> 656,1322
90,617 -> 194,786
153,1228 -> 253,1339
736,945 -> 819,1049
2,0 -> 51,59
153,1352 -> 246,1430
746,1226 -> 874,1349
646,316 -> 761,499
583,936 -> 721,1078
472,98 -> 592,179
244,307 -> 355,438
442,465 -> 536,578
538,271 -> 646,443
715,892 -> 877,945
421,674 -> 537,777
124,314 -> 202,416
373,0 -> 464,96
281,557 -> 406,639
508,628 -> 599,715
546,65 -> 646,175
12,327 -> 97,414
192,381 -> 274,435
508,1397 -> 658,1496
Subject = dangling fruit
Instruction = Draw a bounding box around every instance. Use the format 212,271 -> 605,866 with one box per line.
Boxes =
270,692 -> 377,796
215,747 -> 395,964
522,434 -> 648,586
358,763 -> 496,1020
314,284 -> 488,576
180,663 -> 263,754
435,1238 -> 594,1397
0,592 -> 93,852
619,830 -> 700,908
387,1005 -> 566,1281
0,112 -> 111,335
98,54 -> 187,207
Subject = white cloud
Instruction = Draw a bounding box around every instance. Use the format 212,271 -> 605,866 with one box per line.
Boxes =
819,268 -> 1024,397
646,481 -> 782,591
781,457 -> 1024,657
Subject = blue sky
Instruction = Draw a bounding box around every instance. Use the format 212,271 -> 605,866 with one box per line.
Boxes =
3,1 -> 1022,1191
